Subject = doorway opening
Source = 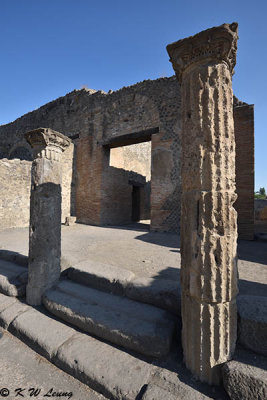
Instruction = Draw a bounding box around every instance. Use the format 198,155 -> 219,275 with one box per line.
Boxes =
109,140 -> 151,226
132,185 -> 141,222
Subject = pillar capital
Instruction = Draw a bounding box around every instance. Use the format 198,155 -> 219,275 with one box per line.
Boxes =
167,23 -> 238,83
25,127 -> 71,159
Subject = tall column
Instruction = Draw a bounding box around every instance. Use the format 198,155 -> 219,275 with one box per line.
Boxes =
25,128 -> 71,306
167,23 -> 239,384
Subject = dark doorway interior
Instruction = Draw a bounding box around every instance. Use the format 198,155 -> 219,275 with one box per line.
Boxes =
132,186 -> 141,222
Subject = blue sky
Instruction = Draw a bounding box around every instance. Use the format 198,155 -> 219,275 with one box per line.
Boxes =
1,0 -> 266,191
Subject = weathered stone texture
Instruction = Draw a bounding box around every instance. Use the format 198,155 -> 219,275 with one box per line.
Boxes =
234,104 -> 254,239
0,146 -> 74,230
61,142 -> 75,221
167,23 -> 239,384
0,159 -> 31,229
25,128 -> 71,305
110,142 -> 151,180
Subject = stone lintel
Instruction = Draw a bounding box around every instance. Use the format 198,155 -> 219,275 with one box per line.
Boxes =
25,127 -> 71,154
166,23 -> 238,83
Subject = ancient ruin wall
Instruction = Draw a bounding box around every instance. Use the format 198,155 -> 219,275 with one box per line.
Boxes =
0,77 -> 181,232
61,143 -> 75,221
0,158 -> 31,229
0,144 -> 74,230
110,142 -> 151,180
0,77 -> 254,235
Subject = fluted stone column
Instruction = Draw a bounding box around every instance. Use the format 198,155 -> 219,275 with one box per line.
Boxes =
167,23 -> 239,384
25,128 -> 71,306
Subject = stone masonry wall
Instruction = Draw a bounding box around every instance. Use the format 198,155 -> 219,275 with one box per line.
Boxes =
61,143 -> 75,221
0,159 -> 31,229
110,142 -> 151,180
0,144 -> 74,230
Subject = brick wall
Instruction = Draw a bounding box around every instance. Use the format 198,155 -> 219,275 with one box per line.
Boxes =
234,104 -> 254,240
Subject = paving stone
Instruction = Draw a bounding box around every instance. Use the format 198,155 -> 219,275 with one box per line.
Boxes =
43,280 -> 175,358
125,277 -> 181,315
0,259 -> 28,296
9,307 -> 77,361
237,295 -> 267,356
55,332 -> 152,400
222,347 -> 267,400
68,259 -> 135,295
0,300 -> 30,329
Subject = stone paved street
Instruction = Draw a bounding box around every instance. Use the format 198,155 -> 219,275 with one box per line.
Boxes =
0,328 -> 105,400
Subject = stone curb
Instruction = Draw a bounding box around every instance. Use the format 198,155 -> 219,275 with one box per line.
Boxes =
0,293 -> 153,400
0,293 -> 229,400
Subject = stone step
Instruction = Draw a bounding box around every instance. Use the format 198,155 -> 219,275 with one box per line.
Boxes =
0,249 -> 28,267
0,259 -> 28,297
67,260 -> 181,315
43,279 -> 176,358
237,295 -> 267,357
0,292 -> 224,400
222,347 -> 267,400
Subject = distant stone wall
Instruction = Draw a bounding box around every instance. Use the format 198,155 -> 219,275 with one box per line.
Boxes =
0,145 -> 74,230
61,143 -> 75,222
234,104 -> 255,240
0,159 -> 31,229
110,142 -> 151,180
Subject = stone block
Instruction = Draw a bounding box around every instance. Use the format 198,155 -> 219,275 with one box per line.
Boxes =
55,332 -> 152,400
0,301 -> 30,329
43,280 -> 175,358
9,307 -> 76,361
68,259 -> 135,295
223,348 -> 267,400
125,277 -> 181,315
237,295 -> 267,356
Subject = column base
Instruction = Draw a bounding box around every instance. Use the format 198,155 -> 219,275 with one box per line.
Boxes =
182,295 -> 237,385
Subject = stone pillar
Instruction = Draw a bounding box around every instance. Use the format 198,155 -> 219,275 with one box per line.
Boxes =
25,128 -> 71,306
167,23 -> 239,384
